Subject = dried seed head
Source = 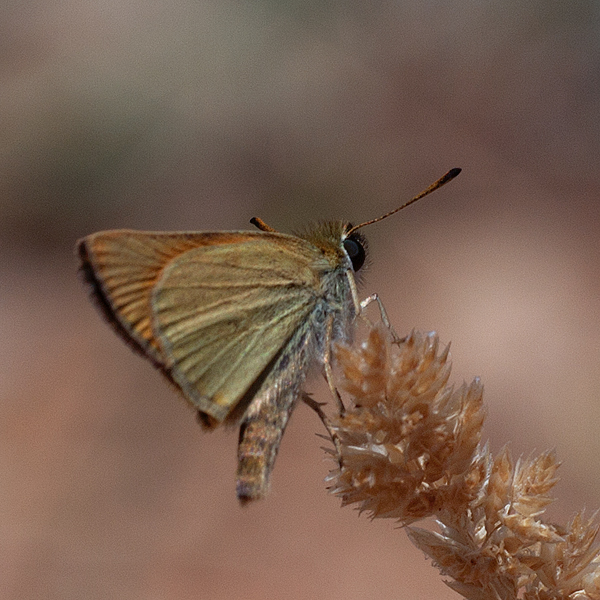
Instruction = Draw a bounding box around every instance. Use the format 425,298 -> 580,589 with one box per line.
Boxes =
324,321 -> 600,600
328,323 -> 484,522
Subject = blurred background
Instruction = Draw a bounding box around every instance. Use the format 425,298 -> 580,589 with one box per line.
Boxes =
1,1 -> 600,598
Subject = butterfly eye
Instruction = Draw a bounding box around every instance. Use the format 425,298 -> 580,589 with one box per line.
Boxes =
343,234 -> 366,272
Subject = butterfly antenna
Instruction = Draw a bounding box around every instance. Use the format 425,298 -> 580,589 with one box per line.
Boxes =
346,167 -> 461,235
250,217 -> 277,232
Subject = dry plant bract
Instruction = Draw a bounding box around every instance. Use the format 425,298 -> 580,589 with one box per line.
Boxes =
325,323 -> 600,600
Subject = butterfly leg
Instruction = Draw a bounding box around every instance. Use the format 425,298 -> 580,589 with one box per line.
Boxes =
360,293 -> 403,344
322,313 -> 346,415
301,393 -> 342,466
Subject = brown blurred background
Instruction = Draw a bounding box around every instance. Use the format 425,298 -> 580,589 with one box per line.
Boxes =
1,1 -> 600,598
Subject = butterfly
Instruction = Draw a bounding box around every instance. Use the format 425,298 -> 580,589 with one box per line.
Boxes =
77,168 -> 460,503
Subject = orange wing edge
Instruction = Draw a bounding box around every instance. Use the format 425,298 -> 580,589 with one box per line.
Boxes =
77,235 -> 222,430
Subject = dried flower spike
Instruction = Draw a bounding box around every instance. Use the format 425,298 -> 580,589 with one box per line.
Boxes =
325,322 -> 600,600
328,323 -> 484,522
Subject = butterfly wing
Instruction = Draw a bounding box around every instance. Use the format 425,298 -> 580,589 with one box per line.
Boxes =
78,230 -> 328,423
78,231 -> 209,365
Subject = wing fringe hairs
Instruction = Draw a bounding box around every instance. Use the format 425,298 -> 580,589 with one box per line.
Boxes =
325,323 -> 600,600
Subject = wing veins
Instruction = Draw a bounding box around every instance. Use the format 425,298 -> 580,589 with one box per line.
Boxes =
158,286 -> 311,336
179,254 -> 306,275
166,279 -> 305,290
170,295 -> 313,389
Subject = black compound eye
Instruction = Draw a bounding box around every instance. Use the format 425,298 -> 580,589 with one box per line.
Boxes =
343,234 -> 366,272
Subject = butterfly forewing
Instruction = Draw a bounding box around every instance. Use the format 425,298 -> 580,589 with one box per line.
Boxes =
79,230 -> 331,424
78,231 -> 222,363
